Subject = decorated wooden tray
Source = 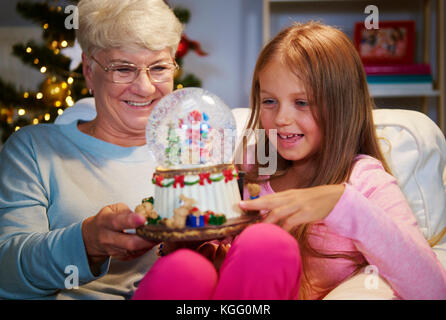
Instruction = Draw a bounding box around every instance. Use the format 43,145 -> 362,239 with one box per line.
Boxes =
136,213 -> 261,242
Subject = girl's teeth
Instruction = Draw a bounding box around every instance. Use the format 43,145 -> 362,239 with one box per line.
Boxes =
279,134 -> 303,139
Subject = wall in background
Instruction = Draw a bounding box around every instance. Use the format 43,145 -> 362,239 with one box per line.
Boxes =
0,0 -> 34,27
169,0 -> 262,109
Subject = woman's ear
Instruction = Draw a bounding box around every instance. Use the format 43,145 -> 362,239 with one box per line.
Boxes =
82,53 -> 93,89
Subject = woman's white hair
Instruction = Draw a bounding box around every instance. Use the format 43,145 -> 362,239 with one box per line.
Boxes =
76,0 -> 183,57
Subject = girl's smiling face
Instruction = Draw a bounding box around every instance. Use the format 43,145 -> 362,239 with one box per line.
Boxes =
259,58 -> 322,163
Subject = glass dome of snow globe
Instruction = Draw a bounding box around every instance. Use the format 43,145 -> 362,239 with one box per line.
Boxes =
146,87 -> 237,169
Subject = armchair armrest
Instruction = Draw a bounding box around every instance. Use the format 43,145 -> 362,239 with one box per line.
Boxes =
323,269 -> 397,300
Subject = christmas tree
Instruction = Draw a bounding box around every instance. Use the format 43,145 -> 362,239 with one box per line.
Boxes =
165,123 -> 181,167
0,0 -> 206,144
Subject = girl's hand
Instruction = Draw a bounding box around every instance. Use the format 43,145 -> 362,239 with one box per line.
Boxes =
239,184 -> 345,231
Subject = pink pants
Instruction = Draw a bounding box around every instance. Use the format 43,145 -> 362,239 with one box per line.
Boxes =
132,223 -> 302,300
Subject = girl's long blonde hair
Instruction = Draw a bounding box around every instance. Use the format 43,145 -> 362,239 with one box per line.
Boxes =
241,21 -> 391,299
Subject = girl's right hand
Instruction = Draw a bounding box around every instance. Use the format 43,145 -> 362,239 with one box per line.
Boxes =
239,184 -> 345,232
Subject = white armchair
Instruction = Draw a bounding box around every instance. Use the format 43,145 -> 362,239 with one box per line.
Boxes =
58,98 -> 446,299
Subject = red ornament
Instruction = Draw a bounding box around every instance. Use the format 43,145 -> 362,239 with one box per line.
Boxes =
176,35 -> 189,59
176,34 -> 207,59
223,169 -> 234,182
188,110 -> 202,122
203,210 -> 212,225
199,172 -> 211,185
155,174 -> 164,187
173,175 -> 185,188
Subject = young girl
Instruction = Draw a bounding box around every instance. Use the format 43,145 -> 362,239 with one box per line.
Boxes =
133,21 -> 446,300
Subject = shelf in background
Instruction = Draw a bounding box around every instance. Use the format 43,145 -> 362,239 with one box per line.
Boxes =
368,83 -> 439,98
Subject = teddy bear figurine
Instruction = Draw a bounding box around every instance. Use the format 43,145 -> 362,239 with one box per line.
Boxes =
163,194 -> 197,229
134,199 -> 159,223
246,183 -> 261,200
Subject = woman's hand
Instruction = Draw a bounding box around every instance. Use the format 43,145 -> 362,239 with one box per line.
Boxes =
239,184 -> 345,231
82,203 -> 157,267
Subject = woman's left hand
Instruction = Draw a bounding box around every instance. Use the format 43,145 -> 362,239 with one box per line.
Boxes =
239,184 -> 345,231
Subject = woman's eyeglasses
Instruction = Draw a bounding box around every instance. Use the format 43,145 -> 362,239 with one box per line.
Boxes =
90,56 -> 179,84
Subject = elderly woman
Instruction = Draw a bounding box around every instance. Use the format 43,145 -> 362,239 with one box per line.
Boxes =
0,0 -> 182,299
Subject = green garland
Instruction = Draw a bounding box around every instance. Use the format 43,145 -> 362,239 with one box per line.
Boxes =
153,170 -> 238,188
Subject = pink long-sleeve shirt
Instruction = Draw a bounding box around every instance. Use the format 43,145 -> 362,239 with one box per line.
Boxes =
245,155 -> 446,299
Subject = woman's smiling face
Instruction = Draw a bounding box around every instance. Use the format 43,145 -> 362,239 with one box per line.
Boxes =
83,47 -> 174,142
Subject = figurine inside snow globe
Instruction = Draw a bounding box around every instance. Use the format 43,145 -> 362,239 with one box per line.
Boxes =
146,87 -> 237,169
